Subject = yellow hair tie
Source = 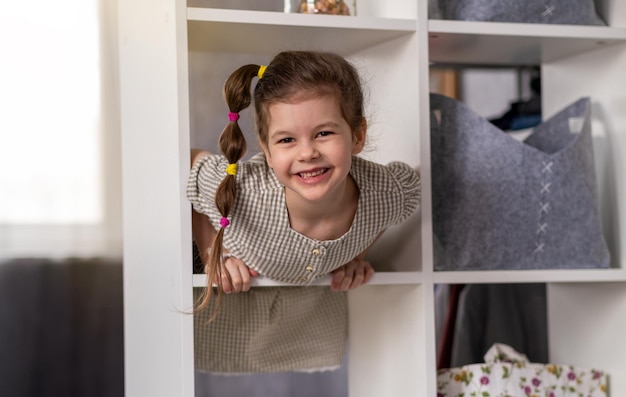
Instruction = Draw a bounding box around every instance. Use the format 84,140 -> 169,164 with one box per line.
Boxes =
258,65 -> 267,79
226,163 -> 237,176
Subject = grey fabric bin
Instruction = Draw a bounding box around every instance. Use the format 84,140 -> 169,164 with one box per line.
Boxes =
430,93 -> 610,270
430,0 -> 606,26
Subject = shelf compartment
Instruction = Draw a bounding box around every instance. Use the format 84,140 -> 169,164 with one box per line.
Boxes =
192,271 -> 422,288
428,19 -> 626,66
187,8 -> 415,54
433,268 -> 626,284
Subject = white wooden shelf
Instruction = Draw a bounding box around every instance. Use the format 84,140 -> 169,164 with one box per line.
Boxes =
428,19 -> 626,66
187,8 -> 416,54
433,268 -> 626,284
119,1 -> 626,396
192,271 -> 422,288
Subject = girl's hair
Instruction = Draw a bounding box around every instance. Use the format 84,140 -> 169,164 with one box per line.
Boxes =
195,51 -> 365,319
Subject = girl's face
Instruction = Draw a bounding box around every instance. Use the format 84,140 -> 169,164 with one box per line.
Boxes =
261,94 -> 366,205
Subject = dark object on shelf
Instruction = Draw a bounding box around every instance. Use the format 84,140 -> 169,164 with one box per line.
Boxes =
450,283 -> 547,367
490,73 -> 542,132
430,93 -> 610,270
489,96 -> 542,131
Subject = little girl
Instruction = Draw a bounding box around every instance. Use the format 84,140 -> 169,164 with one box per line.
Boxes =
187,51 -> 421,373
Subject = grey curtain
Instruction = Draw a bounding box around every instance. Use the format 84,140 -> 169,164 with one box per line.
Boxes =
0,258 -> 124,397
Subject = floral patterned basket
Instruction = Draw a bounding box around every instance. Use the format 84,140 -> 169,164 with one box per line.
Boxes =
437,343 -> 608,397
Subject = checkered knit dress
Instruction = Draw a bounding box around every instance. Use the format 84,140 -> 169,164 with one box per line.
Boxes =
187,153 -> 420,373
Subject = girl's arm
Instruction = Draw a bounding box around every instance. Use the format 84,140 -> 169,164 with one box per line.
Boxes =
192,208 -> 216,266
190,148 -> 215,265
191,148 -> 210,168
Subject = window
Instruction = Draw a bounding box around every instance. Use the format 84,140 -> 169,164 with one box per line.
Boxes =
0,1 -> 121,258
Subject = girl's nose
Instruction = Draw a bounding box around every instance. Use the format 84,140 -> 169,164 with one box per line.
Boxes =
297,142 -> 319,161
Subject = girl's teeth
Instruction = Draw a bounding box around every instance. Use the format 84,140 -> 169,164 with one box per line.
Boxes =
300,169 -> 326,178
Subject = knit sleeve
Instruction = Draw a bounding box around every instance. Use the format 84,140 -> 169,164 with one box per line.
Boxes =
186,154 -> 229,216
388,161 -> 421,224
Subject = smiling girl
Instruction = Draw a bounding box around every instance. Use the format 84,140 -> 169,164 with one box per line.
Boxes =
187,51 -> 420,373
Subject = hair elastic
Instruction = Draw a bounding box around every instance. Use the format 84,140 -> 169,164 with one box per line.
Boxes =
226,163 -> 237,176
220,217 -> 230,228
228,112 -> 240,122
258,65 -> 267,79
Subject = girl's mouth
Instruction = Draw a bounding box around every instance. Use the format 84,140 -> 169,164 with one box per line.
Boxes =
298,168 -> 328,179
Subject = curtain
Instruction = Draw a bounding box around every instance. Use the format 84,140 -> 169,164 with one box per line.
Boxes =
0,2 -> 123,396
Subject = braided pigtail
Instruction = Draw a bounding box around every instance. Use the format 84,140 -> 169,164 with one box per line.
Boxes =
194,64 -> 264,320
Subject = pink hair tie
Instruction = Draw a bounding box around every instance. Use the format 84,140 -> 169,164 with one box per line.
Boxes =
228,112 -> 239,122
220,217 -> 230,228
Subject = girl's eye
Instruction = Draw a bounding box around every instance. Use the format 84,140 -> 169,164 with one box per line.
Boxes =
277,137 -> 294,144
318,130 -> 333,137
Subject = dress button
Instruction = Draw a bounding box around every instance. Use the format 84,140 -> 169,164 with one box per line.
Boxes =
299,275 -> 308,282
305,265 -> 314,272
312,248 -> 321,256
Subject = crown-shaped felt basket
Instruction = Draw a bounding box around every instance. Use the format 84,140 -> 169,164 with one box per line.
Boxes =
430,93 -> 610,270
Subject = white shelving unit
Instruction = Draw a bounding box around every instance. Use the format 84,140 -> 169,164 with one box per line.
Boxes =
118,1 -> 626,396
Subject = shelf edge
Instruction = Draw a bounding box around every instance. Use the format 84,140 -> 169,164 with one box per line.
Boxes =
192,271 -> 422,288
188,7 -> 416,32
428,19 -> 626,40
433,268 -> 626,284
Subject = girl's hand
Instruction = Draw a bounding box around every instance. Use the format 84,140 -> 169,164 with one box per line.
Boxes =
330,258 -> 374,291
210,257 -> 259,294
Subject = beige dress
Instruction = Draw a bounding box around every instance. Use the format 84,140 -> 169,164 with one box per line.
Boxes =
187,153 -> 420,373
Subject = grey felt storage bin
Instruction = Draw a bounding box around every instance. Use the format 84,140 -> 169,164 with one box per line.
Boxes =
429,0 -> 606,26
430,93 -> 610,270
187,0 -> 285,12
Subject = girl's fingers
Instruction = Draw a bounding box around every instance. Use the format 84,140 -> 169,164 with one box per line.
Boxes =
341,264 -> 355,291
219,271 -> 233,293
363,263 -> 375,285
238,262 -> 252,292
349,265 -> 365,289
332,260 -> 375,291
353,261 -> 374,289
226,258 -> 244,293
331,266 -> 346,291
222,257 -> 257,293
